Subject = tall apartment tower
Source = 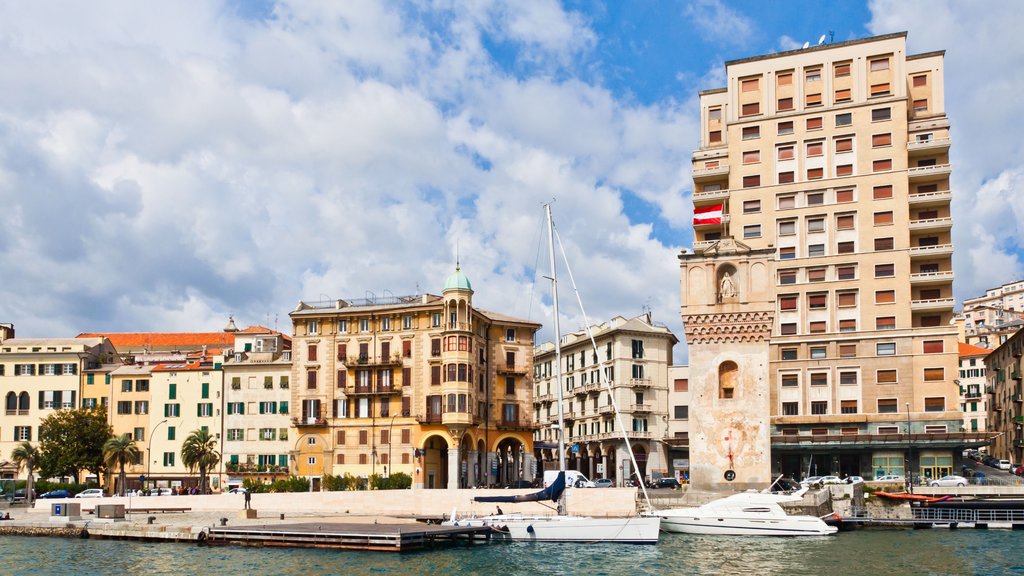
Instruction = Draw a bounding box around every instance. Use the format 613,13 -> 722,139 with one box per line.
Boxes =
688,32 -> 980,483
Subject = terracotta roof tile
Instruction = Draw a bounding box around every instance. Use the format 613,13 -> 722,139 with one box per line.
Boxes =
77,332 -> 234,349
959,342 -> 992,357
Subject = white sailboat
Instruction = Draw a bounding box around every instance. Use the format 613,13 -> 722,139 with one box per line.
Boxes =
648,488 -> 837,536
445,204 -> 660,544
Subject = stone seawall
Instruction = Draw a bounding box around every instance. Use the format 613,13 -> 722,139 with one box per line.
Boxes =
32,487 -> 640,518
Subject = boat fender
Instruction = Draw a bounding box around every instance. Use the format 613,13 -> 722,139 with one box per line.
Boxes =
197,530 -> 208,543
453,522 -> 459,526
526,525 -> 534,534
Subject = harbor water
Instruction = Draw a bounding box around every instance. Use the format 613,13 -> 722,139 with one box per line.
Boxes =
1,529 -> 1023,575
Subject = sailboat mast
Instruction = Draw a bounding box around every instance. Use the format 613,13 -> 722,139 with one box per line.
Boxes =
546,203 -> 568,516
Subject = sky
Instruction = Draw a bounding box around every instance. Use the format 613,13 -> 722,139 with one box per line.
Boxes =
1,0 -> 1023,360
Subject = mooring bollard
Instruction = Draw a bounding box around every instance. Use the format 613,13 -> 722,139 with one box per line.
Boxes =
219,517 -> 228,526
147,516 -> 156,525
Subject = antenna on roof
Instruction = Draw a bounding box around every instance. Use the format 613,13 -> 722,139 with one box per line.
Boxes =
817,34 -> 827,46
802,41 -> 810,49
829,30 -> 834,44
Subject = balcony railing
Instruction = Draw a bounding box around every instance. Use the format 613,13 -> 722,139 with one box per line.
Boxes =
909,244 -> 954,258
496,364 -> 529,375
4,409 -> 29,416
908,163 -> 952,180
693,188 -> 730,204
908,190 -> 952,205
907,137 -> 951,154
496,418 -> 534,430
345,354 -> 403,367
1012,393 -> 1022,403
292,416 -> 326,427
910,271 -> 954,285
630,404 -> 652,413
964,390 -> 982,400
910,297 -> 956,311
416,413 -> 442,424
909,217 -> 953,232
351,383 -> 400,395
598,404 -> 615,415
629,378 -> 652,388
692,163 -> 730,181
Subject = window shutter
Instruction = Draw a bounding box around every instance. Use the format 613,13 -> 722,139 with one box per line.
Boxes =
302,401 -> 309,420
70,364 -> 77,375
38,391 -> 44,409
259,403 -> 265,415
280,401 -> 288,414
54,391 -> 62,406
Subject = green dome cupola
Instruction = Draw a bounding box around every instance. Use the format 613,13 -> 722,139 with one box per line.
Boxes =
443,265 -> 473,292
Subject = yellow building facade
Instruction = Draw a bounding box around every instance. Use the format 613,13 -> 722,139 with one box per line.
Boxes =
289,267 -> 540,489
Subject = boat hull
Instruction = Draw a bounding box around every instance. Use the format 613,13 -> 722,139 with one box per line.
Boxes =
657,513 -> 837,536
449,515 -> 660,544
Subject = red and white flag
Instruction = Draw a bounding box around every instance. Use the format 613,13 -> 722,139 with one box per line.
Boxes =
693,204 -> 723,225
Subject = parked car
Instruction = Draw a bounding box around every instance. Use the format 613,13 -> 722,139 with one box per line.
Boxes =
873,475 -> 905,483
12,488 -> 37,501
592,478 -> 613,488
929,475 -> 968,487
819,476 -> 844,485
653,478 -> 681,489
799,476 -> 822,487
39,490 -> 71,499
75,489 -> 105,498
1012,465 -> 1024,476
999,460 -> 1012,470
226,487 -> 249,494
845,476 -> 865,484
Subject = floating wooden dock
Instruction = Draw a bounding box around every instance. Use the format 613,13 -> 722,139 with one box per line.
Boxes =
207,522 -> 494,552
840,507 -> 1024,529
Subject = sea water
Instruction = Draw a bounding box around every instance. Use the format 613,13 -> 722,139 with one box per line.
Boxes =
1,529 -> 1022,575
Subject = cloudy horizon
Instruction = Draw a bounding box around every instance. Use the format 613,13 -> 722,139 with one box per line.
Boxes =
1,1 -> 1022,360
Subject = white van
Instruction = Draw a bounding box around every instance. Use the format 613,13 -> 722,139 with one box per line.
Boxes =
999,459 -> 1012,470
544,470 -> 595,488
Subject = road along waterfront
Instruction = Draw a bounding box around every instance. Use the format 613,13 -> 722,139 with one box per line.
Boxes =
1,528 -> 1022,575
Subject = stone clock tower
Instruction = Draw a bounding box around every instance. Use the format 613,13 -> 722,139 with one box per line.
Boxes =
679,239 -> 775,492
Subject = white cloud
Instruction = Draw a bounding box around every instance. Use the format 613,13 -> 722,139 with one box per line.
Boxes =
683,0 -> 754,46
867,0 -> 1024,301
0,0 -> 694,350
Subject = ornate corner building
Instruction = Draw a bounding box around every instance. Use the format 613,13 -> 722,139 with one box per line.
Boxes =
683,32 -> 988,489
289,267 -> 540,490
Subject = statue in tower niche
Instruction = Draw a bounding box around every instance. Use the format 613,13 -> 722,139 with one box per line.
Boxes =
719,270 -> 738,302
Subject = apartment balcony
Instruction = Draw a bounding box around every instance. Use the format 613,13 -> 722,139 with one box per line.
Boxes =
496,363 -> 529,376
350,383 -> 401,395
345,354 -> 403,367
416,413 -> 443,425
910,297 -> 956,312
1012,393 -> 1022,403
629,378 -> 653,389
908,163 -> 952,182
963,390 -> 982,400
692,162 -> 730,182
908,190 -> 952,207
630,404 -> 652,413
692,188 -> 730,205
692,214 -> 729,231
909,244 -> 954,259
291,416 -> 327,427
496,418 -> 535,431
624,431 -> 654,440
907,137 -> 951,156
909,217 -> 953,233
910,271 -> 955,286
692,239 -> 719,252
1013,370 -> 1023,381
598,404 -> 615,415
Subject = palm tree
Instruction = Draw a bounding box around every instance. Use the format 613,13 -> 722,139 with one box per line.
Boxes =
11,441 -> 39,506
181,429 -> 220,494
102,435 -> 140,496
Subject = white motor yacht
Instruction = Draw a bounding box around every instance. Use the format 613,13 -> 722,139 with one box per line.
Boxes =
649,489 -> 838,536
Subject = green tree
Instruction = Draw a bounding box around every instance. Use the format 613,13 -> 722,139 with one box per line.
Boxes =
102,435 -> 140,496
11,441 -> 40,506
38,407 -> 112,482
181,429 -> 219,494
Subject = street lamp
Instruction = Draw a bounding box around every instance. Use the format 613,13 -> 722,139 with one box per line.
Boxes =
905,402 -> 913,494
147,419 -> 169,492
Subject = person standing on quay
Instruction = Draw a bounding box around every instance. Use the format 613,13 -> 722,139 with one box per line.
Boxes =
244,489 -> 251,510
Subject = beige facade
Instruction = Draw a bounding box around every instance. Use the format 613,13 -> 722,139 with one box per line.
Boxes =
958,342 -> 990,435
0,337 -> 117,480
221,327 -> 292,490
689,32 -> 980,483
984,331 -> 1024,463
666,365 -> 691,481
533,314 -> 678,485
957,279 -> 1024,349
289,267 -> 540,490
147,358 -> 224,490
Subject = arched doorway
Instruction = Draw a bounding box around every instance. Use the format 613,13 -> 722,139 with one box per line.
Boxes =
421,434 -> 450,489
476,439 -> 486,488
459,435 -> 473,488
605,445 -> 618,485
495,437 -> 525,487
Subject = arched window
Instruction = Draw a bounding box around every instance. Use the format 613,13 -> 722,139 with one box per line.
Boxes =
5,392 -> 16,411
719,361 -> 738,399
18,391 -> 30,411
